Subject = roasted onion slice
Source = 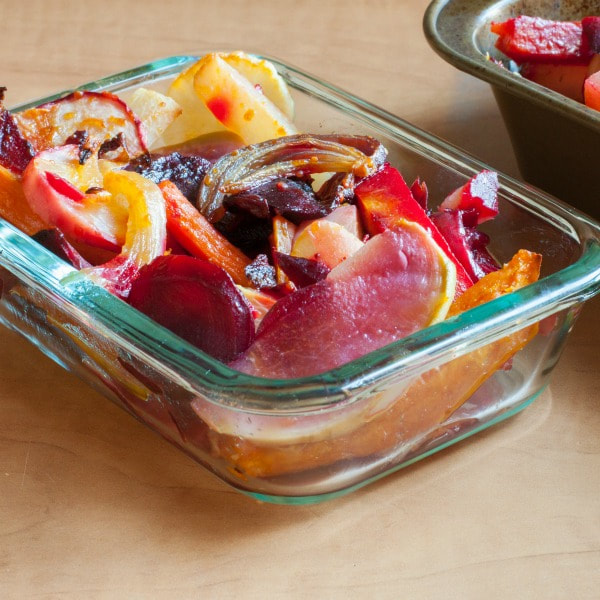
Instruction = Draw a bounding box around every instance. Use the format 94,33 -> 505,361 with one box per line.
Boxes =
197,134 -> 387,222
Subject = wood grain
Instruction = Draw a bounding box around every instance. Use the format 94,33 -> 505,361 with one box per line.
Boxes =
0,1 -> 598,598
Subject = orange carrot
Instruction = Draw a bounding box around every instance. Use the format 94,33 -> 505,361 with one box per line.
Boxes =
159,180 -> 251,286
0,165 -> 47,235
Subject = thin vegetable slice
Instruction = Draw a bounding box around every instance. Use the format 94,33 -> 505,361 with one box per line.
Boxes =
15,91 -> 148,157
78,171 -> 167,298
159,180 -> 252,286
193,53 -> 297,144
128,255 -> 255,363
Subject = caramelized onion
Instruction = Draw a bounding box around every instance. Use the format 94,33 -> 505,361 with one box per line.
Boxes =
197,134 -> 387,222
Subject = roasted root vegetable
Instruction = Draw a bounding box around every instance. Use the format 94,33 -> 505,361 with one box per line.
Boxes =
3,51 -> 541,385
159,180 -> 252,286
206,248 -> 541,478
491,14 -> 600,111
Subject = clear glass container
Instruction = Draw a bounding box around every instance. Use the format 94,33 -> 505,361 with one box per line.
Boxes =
2,53 -> 600,504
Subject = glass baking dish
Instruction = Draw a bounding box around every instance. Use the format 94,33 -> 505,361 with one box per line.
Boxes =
2,53 -> 600,504
424,0 -> 600,218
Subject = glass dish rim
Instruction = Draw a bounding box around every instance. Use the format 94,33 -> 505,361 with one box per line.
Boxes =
3,52 -> 600,413
423,0 -> 600,132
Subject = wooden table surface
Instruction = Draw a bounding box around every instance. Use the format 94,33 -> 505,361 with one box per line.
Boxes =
1,1 -> 598,598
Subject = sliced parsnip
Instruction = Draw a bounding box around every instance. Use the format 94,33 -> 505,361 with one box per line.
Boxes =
193,53 -> 297,144
160,60 -> 227,145
221,51 -> 294,120
127,88 -> 182,148
161,51 -> 295,146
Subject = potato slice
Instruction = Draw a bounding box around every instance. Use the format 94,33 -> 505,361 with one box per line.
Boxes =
162,51 -> 296,146
127,88 -> 181,149
220,51 -> 294,120
193,53 -> 297,144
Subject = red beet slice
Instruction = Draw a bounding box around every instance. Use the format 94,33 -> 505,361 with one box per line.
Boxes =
126,152 -> 211,204
315,172 -> 355,212
232,226 -> 452,378
0,90 -> 35,174
128,255 -> 255,363
439,170 -> 499,224
225,177 -> 327,224
32,228 -> 91,269
491,16 -> 592,64
582,16 -> 600,53
273,252 -> 330,287
244,253 -> 277,289
410,177 -> 428,210
430,209 -> 499,282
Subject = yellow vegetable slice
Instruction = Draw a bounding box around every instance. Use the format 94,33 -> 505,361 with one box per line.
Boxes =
127,88 -> 182,149
193,53 -> 297,144
160,60 -> 227,145
101,170 -> 166,268
220,51 -> 294,120
162,51 -> 296,145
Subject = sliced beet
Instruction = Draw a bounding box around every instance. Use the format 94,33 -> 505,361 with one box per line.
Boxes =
439,170 -> 499,224
430,209 -> 499,282
223,189 -> 270,219
32,228 -> 92,270
214,210 -> 273,256
224,177 -> 327,224
582,17 -> 600,54
244,253 -> 277,289
410,177 -> 428,210
0,89 -> 35,174
128,255 -> 255,363
273,252 -> 330,288
165,231 -> 190,256
315,172 -> 355,212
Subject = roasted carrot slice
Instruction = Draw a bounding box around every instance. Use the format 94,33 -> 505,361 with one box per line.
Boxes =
159,180 -> 251,287
0,165 -> 47,235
